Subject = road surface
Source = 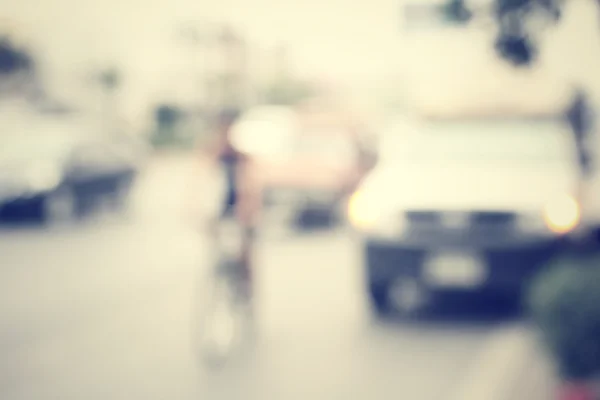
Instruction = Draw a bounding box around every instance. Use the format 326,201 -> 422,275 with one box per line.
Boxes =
0,154 -> 530,400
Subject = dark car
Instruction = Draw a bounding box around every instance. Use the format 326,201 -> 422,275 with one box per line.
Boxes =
348,116 -> 581,316
0,116 -> 143,224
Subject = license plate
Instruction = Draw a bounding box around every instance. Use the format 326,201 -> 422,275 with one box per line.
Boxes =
424,252 -> 486,288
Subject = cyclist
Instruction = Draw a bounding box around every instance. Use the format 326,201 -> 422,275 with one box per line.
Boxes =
206,107 -> 259,301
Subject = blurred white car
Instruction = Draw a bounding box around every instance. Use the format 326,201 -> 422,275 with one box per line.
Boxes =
348,116 -> 580,315
0,112 -> 141,223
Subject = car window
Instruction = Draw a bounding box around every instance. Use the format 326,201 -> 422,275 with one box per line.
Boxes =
379,118 -> 574,166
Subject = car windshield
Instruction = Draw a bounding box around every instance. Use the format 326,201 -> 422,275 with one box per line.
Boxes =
379,118 -> 573,165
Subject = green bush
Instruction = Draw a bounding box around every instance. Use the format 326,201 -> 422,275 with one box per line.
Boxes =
0,36 -> 34,75
149,127 -> 197,150
155,105 -> 181,131
529,255 -> 600,380
440,0 -> 472,24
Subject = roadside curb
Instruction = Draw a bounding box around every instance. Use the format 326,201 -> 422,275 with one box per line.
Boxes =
451,325 -> 547,400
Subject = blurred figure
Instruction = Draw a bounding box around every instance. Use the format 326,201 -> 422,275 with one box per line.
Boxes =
204,107 -> 260,298
564,88 -> 600,248
565,88 -> 594,179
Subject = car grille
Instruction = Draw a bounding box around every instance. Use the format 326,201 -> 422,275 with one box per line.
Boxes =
405,211 -> 517,237
405,211 -> 439,225
471,211 -> 516,225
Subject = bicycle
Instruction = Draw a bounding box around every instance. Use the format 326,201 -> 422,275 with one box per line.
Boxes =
194,215 -> 255,369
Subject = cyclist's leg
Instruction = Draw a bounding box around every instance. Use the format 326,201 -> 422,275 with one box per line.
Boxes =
231,158 -> 261,302
241,224 -> 255,280
236,198 -> 257,302
239,187 -> 260,291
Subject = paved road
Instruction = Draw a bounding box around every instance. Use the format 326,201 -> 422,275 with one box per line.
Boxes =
0,155 -> 525,400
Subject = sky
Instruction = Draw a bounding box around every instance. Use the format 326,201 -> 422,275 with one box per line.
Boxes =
1,0 -> 401,124
1,0 -> 600,128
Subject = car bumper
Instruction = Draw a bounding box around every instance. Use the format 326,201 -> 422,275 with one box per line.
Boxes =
364,233 -> 564,294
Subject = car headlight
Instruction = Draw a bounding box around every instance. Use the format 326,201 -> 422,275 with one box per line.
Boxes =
347,189 -> 406,235
348,190 -> 378,228
23,162 -> 62,192
543,194 -> 580,234
518,195 -> 581,235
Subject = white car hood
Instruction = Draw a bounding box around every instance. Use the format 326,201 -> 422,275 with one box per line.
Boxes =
365,163 -> 578,212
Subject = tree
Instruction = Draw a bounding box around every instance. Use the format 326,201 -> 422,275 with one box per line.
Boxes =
94,67 -> 122,133
155,104 -> 182,131
0,35 -> 39,101
441,0 -> 473,24
442,0 -> 563,67
0,36 -> 33,76
151,103 -> 186,148
262,79 -> 318,106
98,67 -> 120,94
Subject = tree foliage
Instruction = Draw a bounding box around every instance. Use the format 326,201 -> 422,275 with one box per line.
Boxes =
441,0 -> 473,24
155,104 -> 182,130
0,36 -> 33,76
98,68 -> 120,92
262,79 -> 318,106
443,0 -> 564,66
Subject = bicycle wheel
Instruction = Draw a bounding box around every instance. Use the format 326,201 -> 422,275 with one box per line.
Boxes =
198,266 -> 243,367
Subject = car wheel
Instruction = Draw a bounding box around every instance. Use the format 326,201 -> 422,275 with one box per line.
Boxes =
43,186 -> 78,226
368,277 -> 429,318
388,277 -> 429,317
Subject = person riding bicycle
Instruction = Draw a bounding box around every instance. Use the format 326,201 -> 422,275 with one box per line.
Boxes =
206,107 -> 258,299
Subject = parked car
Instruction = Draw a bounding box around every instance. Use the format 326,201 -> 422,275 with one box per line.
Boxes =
0,115 -> 142,224
232,105 -> 364,229
348,116 -> 581,316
